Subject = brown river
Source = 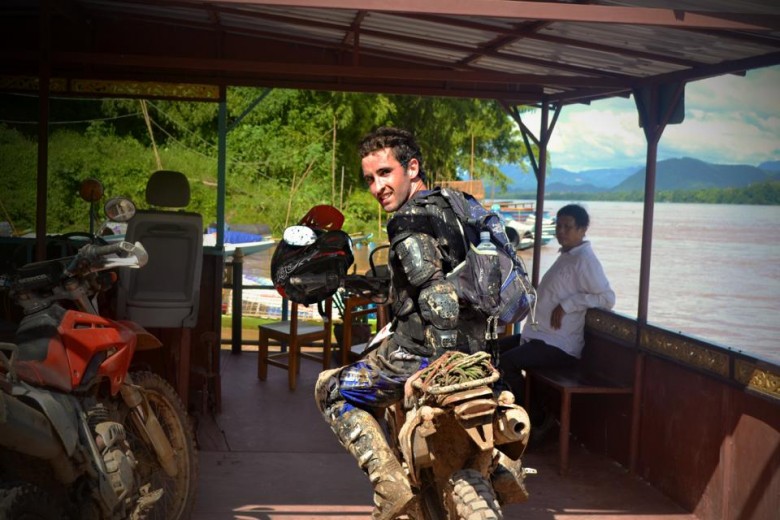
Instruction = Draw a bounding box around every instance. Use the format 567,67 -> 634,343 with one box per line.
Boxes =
244,201 -> 780,364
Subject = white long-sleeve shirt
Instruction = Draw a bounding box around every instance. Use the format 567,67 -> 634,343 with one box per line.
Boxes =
521,241 -> 615,358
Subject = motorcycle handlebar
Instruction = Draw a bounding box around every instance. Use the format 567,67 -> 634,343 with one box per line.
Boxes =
65,241 -> 148,276
286,272 -> 390,303
343,275 -> 390,301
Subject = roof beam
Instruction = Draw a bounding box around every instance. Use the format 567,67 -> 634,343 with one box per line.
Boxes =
47,51 -> 630,88
230,77 -> 543,103
198,0 -> 778,31
405,13 -> 778,65
633,50 -> 780,87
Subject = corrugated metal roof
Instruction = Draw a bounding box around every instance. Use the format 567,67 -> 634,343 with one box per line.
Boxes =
0,0 -> 778,105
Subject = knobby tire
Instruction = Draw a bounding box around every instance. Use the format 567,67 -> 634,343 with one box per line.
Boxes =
445,469 -> 502,520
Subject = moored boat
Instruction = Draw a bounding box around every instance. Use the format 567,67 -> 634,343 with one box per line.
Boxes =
495,201 -> 556,250
203,225 -> 275,257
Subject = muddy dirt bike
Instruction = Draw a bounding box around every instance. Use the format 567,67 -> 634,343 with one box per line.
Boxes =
0,236 -> 198,519
382,350 -> 533,519
282,205 -> 535,519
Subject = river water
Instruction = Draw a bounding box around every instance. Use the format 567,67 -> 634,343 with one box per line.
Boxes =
244,201 -> 780,364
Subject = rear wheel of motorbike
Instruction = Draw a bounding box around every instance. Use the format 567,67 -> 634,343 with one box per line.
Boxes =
445,469 -> 502,520
121,371 -> 198,520
0,482 -> 61,520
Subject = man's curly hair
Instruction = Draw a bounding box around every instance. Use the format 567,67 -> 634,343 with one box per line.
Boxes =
358,126 -> 427,183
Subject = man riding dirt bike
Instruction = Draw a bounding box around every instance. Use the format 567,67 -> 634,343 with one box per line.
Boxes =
274,127 -> 534,519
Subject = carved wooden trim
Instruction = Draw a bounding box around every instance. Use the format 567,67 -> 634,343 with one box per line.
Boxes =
586,308 -> 636,346
0,75 -> 219,101
0,75 -> 67,92
734,360 -> 780,400
640,327 -> 729,377
70,79 -> 219,100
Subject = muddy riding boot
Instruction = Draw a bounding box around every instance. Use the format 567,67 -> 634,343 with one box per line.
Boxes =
491,451 -> 530,505
332,408 -> 414,520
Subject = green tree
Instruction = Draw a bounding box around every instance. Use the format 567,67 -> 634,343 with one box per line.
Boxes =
1,90 -> 534,238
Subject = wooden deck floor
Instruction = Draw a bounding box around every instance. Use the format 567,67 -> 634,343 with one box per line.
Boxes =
192,349 -> 697,520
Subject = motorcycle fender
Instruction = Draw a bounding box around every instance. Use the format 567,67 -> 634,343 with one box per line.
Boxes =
397,408 -> 427,486
461,421 -> 495,452
118,321 -> 163,350
120,382 -> 178,477
12,381 -> 79,456
497,440 -> 527,461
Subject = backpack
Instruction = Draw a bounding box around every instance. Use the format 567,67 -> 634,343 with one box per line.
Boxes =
412,187 -> 536,335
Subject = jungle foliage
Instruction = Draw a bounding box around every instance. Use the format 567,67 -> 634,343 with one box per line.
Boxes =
0,89 -> 530,238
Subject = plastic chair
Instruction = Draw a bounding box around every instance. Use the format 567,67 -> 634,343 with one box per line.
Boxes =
257,298 -> 333,391
338,295 -> 389,366
117,170 -> 203,328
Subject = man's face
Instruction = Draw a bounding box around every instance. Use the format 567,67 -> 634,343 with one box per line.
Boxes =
361,148 -> 421,212
555,214 -> 587,251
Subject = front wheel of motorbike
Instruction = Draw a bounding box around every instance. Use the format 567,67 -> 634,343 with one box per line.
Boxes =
120,371 -> 198,520
445,469 -> 502,520
0,482 -> 61,520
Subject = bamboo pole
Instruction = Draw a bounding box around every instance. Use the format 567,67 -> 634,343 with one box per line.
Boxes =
470,133 -> 475,181
339,165 -> 345,211
331,114 -> 337,205
140,100 -> 162,170
0,198 -> 17,235
285,170 -> 298,229
285,159 -> 316,228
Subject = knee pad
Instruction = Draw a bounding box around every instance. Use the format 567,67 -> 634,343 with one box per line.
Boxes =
314,367 -> 343,416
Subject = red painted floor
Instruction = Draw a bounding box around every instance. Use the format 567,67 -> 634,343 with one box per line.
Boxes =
192,349 -> 696,520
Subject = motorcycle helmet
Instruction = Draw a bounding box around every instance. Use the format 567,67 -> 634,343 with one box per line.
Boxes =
271,206 -> 354,305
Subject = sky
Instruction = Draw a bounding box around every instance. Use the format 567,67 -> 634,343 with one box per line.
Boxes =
522,65 -> 780,172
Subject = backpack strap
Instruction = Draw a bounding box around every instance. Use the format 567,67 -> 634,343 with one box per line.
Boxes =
408,189 -> 468,272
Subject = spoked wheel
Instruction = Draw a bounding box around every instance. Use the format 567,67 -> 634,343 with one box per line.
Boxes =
0,482 -> 61,520
444,469 -> 502,520
119,371 -> 198,520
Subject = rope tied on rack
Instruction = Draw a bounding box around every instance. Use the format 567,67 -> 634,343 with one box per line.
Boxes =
415,351 -> 494,392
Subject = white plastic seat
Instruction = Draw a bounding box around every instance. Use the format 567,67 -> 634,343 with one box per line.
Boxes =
117,170 -> 203,328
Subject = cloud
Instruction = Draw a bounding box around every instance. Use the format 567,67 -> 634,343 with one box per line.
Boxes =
521,65 -> 780,171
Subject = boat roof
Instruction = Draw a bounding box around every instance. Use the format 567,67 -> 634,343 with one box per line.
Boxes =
1,1 -> 779,105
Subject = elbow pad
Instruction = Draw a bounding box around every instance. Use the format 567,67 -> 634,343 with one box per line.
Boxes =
419,280 -> 459,351
395,233 -> 441,287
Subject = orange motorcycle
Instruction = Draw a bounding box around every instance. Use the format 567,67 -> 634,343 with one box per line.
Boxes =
0,235 -> 197,519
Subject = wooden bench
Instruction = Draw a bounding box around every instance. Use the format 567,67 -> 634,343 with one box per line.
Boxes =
524,344 -> 641,475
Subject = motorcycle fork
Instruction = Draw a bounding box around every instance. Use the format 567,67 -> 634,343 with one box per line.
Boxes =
119,377 -> 178,477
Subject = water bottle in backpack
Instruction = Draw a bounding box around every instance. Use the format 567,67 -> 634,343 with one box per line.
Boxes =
476,231 -> 497,252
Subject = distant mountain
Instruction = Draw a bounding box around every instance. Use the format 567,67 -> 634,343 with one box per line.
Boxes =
498,164 -> 639,192
500,158 -> 779,194
498,164 -> 539,191
759,160 -> 780,172
613,157 -> 777,192
546,181 -> 603,193
549,166 -> 640,190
